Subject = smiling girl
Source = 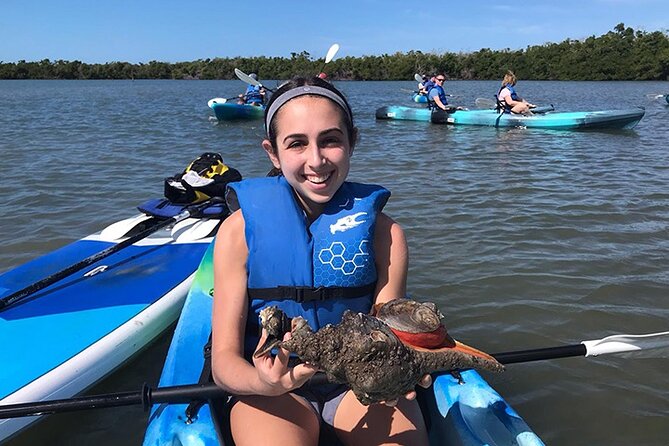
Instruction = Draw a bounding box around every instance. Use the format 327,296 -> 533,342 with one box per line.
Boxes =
211,77 -> 428,446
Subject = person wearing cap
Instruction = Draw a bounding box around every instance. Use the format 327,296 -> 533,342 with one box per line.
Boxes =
238,72 -> 266,106
211,76 -> 430,445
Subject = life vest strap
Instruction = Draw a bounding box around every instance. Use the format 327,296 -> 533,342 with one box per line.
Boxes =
248,283 -> 376,303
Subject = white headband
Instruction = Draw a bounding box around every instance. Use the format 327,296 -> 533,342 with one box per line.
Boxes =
264,85 -> 352,135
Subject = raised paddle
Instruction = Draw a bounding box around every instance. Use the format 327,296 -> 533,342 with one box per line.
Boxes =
1,329 -> 668,418
318,43 -> 340,76
0,198 -> 223,312
234,69 -> 274,93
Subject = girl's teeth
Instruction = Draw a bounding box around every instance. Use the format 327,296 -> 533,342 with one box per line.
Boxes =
307,173 -> 330,184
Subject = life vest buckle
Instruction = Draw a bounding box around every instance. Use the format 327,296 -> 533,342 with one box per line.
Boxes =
294,286 -> 326,302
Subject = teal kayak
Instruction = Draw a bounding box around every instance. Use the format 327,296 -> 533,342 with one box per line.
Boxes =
376,105 -> 645,130
143,243 -> 544,446
412,93 -> 428,103
208,98 -> 264,121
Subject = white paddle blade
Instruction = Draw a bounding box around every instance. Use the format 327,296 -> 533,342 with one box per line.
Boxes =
234,68 -> 261,87
414,73 -> 423,83
325,43 -> 340,63
99,214 -> 154,241
645,93 -> 666,100
583,331 -> 669,358
475,98 -> 496,109
207,98 -> 227,108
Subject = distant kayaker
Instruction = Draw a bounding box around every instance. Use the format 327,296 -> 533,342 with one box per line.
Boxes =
238,72 -> 266,106
211,76 -> 430,445
497,70 -> 535,114
427,74 -> 451,111
417,74 -> 430,95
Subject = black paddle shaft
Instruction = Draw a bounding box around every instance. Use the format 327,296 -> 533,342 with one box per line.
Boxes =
0,383 -> 229,419
0,199 -> 221,311
0,343 -> 593,419
493,344 -> 587,365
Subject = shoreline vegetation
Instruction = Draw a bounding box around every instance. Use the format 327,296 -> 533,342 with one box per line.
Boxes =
2,24 -> 668,81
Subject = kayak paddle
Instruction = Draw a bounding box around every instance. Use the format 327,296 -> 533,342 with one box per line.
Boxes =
318,43 -> 339,76
1,329 -> 667,418
207,96 -> 245,107
0,198 -> 224,312
475,97 -> 497,109
234,69 -> 274,93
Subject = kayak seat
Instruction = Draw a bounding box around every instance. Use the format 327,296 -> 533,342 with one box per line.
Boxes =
430,108 -> 457,124
137,198 -> 229,219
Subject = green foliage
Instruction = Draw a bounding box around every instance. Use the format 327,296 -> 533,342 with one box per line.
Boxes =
2,24 -> 668,80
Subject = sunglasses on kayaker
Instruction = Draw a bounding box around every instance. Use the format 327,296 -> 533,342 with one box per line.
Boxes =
436,77 -> 445,82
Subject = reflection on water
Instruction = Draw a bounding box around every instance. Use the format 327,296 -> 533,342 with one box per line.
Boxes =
1,80 -> 668,445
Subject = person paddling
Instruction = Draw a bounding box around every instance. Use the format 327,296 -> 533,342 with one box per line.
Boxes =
211,76 -> 430,445
497,70 -> 535,114
238,73 -> 266,106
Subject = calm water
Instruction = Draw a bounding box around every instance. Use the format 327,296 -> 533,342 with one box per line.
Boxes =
2,79 -> 669,445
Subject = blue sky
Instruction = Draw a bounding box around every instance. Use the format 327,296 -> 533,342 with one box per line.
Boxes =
1,0 -> 668,63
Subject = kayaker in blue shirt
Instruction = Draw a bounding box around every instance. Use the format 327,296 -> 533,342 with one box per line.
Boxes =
497,70 -> 535,114
211,76 -> 430,445
419,75 -> 435,96
238,73 -> 266,106
417,74 -> 429,95
427,74 -> 451,111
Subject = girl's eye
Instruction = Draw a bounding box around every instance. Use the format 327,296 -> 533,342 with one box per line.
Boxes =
322,137 -> 341,146
287,140 -> 306,149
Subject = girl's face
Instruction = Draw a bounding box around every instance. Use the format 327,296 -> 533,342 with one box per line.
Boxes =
263,96 -> 354,219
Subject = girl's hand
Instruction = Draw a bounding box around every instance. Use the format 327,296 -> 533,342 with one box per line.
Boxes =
252,329 -> 318,396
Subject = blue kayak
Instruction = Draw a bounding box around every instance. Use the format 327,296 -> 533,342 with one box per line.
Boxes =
412,93 -> 428,103
0,201 -> 223,442
143,243 -> 544,446
376,105 -> 645,130
208,98 -> 264,121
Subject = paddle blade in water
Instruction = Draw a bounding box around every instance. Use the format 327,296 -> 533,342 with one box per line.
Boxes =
583,331 -> 669,358
475,98 -> 496,109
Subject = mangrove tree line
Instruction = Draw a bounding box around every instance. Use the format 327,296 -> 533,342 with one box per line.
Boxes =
1,24 -> 668,81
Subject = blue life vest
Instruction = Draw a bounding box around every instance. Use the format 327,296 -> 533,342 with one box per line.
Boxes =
226,176 -> 390,357
428,84 -> 448,108
244,85 -> 263,105
497,83 -> 519,112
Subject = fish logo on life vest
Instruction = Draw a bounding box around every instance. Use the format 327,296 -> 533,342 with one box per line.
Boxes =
330,212 -> 367,234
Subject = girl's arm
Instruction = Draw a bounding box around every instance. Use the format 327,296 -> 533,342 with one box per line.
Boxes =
211,210 -> 316,396
373,212 -> 408,306
373,212 -> 432,401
